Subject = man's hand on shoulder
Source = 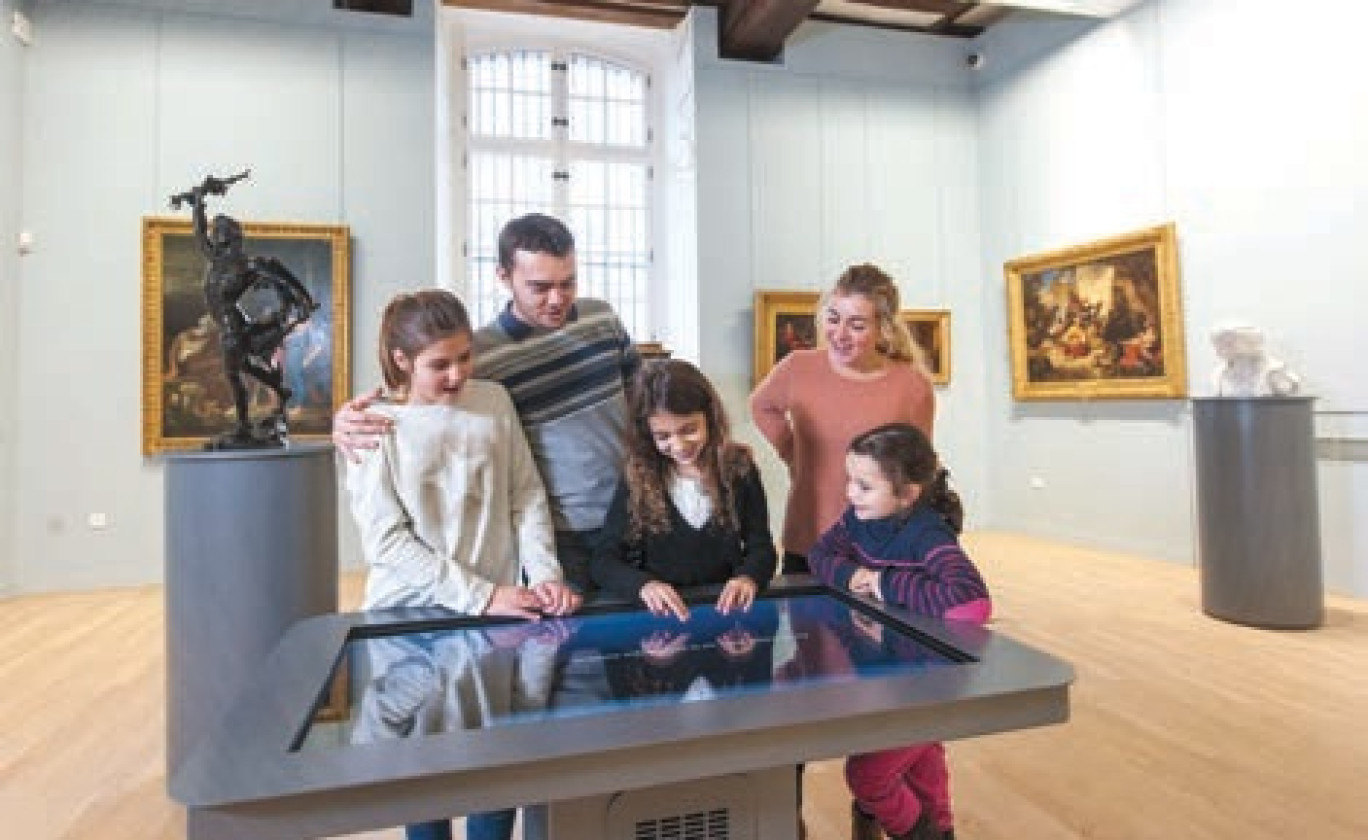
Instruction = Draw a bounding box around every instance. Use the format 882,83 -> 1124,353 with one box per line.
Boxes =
334,386 -> 392,462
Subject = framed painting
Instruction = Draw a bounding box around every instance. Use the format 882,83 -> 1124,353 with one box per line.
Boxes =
1004,223 -> 1186,401
141,217 -> 351,455
753,290 -> 821,386
901,309 -> 951,386
635,341 -> 672,361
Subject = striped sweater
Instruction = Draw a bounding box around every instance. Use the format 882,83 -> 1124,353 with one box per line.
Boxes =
809,506 -> 991,623
473,298 -> 641,535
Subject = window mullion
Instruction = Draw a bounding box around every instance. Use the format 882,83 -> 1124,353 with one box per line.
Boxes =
552,50 -> 571,218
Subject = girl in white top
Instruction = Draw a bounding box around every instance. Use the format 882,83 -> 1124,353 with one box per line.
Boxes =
347,289 -> 580,620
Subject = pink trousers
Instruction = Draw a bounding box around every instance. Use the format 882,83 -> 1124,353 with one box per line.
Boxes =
845,741 -> 951,836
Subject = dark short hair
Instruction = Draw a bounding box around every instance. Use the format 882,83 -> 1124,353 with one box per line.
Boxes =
497,213 -> 575,271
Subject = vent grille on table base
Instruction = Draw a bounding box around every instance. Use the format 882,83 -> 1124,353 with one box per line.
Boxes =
633,807 -> 730,839
607,775 -> 757,840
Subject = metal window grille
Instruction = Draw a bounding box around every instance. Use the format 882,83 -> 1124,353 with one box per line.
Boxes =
466,49 -> 653,338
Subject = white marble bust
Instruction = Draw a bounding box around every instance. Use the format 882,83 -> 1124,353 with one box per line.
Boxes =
1210,323 -> 1300,397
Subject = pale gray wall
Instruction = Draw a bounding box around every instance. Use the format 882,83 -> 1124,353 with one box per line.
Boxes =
973,0 -> 1368,595
0,0 -> 27,594
11,0 -> 1367,599
13,0 -> 433,592
690,8 -> 990,538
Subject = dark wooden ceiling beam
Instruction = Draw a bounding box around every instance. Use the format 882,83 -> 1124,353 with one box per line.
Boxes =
442,0 -> 689,29
718,0 -> 821,62
440,1 -> 1004,41
838,0 -> 968,13
824,0 -> 983,33
930,1 -> 983,34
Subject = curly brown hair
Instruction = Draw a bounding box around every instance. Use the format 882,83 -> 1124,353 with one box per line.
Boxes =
624,359 -> 752,539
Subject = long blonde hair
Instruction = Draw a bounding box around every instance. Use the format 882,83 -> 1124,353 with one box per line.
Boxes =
818,263 -> 930,375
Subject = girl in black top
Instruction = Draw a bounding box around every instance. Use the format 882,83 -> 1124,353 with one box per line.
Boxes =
592,359 -> 778,619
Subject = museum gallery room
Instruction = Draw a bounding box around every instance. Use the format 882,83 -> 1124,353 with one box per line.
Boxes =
1,0 -> 1365,838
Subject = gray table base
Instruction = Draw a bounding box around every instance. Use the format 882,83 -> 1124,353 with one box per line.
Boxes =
526,768 -> 796,840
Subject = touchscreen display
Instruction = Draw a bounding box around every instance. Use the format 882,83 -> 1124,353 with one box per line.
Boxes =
296,592 -> 969,752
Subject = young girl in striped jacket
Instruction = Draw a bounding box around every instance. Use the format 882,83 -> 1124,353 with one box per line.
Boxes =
809,422 -> 990,840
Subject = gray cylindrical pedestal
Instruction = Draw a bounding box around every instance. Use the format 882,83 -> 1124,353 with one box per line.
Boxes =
1192,397 -> 1323,629
164,444 -> 337,776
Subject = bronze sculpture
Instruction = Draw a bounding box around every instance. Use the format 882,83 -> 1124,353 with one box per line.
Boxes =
169,171 -> 318,449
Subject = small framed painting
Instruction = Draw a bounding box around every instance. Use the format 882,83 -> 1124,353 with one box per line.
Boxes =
753,290 -> 821,386
901,309 -> 951,386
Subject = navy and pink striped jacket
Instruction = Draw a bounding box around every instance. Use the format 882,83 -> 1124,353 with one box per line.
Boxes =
809,505 -> 991,624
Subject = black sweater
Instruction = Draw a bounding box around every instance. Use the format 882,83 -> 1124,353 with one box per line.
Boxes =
590,462 -> 778,601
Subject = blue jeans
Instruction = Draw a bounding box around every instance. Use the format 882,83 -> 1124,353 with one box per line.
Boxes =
405,809 -> 516,840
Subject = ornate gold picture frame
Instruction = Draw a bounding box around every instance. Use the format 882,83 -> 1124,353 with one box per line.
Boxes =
141,217 -> 351,455
753,290 -> 821,386
1004,223 -> 1186,401
901,309 -> 951,386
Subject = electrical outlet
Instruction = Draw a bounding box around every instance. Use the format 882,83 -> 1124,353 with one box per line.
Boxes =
1029,476 -> 1046,490
88,512 -> 109,531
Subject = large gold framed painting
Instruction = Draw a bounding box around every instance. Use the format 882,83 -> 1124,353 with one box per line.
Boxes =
141,217 -> 351,455
1004,223 -> 1186,401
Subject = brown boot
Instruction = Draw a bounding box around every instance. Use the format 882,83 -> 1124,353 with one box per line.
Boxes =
889,810 -> 941,840
851,801 -> 883,840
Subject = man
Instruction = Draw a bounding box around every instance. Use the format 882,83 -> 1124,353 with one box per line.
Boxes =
336,213 -> 639,594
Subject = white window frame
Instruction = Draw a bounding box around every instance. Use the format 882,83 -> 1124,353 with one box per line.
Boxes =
458,40 -> 660,340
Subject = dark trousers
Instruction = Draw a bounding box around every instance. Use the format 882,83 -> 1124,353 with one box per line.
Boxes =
782,551 -> 810,576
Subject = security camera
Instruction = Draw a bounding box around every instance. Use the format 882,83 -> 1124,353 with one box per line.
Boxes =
965,53 -> 985,71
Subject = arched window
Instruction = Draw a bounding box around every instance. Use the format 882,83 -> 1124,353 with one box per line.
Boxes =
465,49 -> 653,338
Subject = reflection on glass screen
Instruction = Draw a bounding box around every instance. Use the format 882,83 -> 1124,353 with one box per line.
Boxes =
296,593 -> 964,752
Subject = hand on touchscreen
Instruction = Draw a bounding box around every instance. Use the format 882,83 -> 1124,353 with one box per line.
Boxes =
715,576 -> 757,614
849,567 -> 882,599
533,580 -> 582,616
640,581 -> 690,621
486,584 -> 543,620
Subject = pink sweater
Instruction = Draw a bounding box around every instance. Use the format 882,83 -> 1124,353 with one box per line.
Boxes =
749,349 -> 935,556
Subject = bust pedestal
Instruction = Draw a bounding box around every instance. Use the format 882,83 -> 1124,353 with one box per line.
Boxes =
163,444 -> 337,776
1192,397 -> 1323,629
